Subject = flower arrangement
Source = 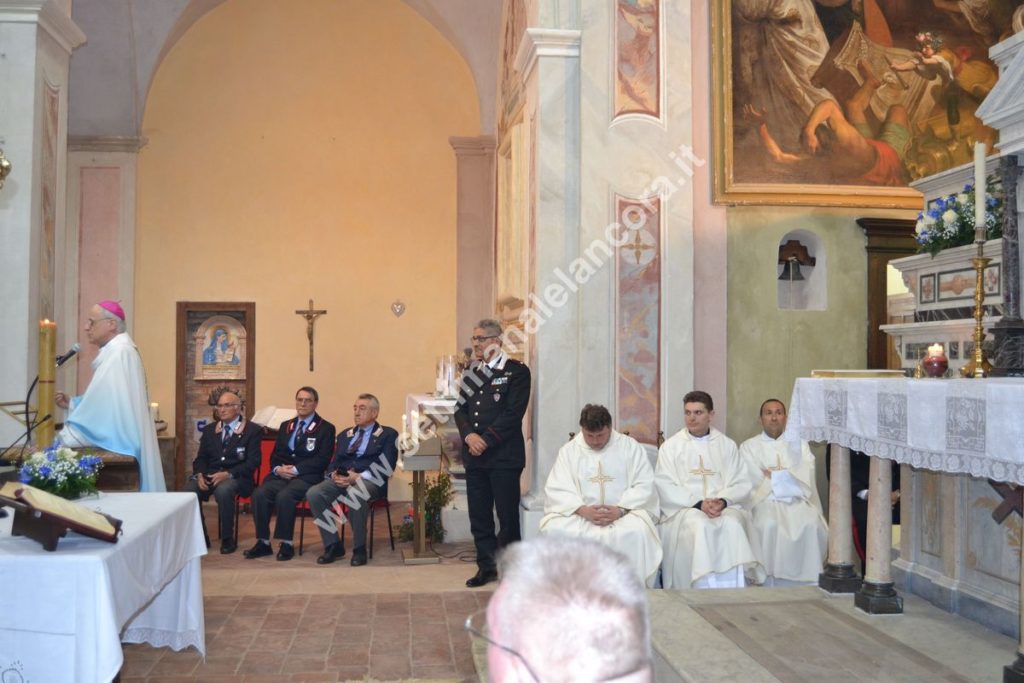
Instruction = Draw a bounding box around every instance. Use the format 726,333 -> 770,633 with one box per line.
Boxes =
395,471 -> 454,543
19,445 -> 103,499
914,182 -> 1003,257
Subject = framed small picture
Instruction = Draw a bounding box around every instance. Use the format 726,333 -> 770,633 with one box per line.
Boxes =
938,268 -> 977,302
984,264 -> 1001,296
919,274 -> 936,304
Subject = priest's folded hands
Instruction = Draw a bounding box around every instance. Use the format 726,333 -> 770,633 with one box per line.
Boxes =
575,504 -> 626,527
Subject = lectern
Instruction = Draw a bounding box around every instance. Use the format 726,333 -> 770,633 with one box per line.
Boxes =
401,439 -> 442,565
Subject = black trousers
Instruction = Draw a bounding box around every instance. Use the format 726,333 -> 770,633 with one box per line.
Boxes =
184,477 -> 245,540
466,467 -> 522,571
252,476 -> 312,542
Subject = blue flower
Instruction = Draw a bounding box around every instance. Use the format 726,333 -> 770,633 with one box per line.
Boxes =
39,466 -> 52,478
963,183 -> 973,192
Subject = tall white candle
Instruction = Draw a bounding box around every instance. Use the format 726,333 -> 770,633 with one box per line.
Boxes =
974,141 -> 986,240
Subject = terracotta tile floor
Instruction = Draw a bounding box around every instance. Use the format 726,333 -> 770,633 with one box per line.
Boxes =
120,501 -> 489,682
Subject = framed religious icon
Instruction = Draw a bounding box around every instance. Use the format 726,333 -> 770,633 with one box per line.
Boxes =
175,302 -> 256,490
710,0 -> 1007,208
194,315 -> 247,380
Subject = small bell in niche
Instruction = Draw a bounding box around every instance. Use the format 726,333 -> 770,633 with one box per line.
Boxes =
778,240 -> 815,281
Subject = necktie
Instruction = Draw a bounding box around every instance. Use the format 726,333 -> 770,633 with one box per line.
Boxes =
347,428 -> 363,455
222,427 -> 232,446
293,419 -> 306,450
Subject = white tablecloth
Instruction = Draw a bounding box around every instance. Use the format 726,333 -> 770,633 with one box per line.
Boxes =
786,377 -> 1024,484
0,492 -> 207,683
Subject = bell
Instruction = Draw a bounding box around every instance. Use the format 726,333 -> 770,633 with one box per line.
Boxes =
778,259 -> 805,281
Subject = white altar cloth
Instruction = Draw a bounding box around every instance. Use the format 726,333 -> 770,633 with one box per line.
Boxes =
786,377 -> 1024,484
0,492 -> 207,683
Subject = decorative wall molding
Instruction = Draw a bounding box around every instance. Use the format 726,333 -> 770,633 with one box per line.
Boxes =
514,28 -> 581,83
68,135 -> 147,153
0,1 -> 85,53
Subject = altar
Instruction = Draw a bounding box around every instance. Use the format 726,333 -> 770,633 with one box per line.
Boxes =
789,376 -> 1024,675
0,491 -> 207,682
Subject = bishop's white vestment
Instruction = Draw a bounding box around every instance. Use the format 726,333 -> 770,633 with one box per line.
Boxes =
58,333 -> 167,492
540,430 -> 662,587
740,433 -> 827,584
656,428 -> 764,589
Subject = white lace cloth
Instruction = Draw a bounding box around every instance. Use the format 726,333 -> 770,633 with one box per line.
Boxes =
0,492 -> 207,682
785,377 -> 1024,484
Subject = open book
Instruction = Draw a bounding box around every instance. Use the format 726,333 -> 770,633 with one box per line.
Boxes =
250,405 -> 297,430
0,482 -> 122,547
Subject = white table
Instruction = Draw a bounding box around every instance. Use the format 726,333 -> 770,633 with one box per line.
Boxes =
0,492 -> 207,683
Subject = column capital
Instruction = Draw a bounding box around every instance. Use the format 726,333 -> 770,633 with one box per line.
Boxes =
514,28 -> 581,82
0,0 -> 85,54
448,136 -> 495,157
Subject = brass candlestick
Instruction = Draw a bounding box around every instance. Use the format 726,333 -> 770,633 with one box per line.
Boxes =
0,149 -> 11,190
960,240 -> 993,378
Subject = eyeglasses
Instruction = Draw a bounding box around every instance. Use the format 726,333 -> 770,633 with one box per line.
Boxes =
471,335 -> 499,343
216,402 -> 240,408
86,317 -> 114,328
464,609 -> 540,682
295,397 -> 316,404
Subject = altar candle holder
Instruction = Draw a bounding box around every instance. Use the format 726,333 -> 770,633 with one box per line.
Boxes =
959,242 -> 993,378
37,320 -> 57,446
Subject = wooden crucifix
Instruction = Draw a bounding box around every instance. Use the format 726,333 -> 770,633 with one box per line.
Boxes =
295,299 -> 327,371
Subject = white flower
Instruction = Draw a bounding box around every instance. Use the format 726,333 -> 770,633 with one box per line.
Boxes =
915,221 -> 925,235
942,209 -> 958,225
957,193 -> 969,204
924,215 -> 936,226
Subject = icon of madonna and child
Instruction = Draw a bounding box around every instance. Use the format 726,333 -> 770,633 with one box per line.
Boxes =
202,327 -> 240,366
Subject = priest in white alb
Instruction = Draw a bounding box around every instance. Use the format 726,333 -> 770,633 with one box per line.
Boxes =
740,398 -> 827,585
540,404 -> 662,587
656,390 -> 764,589
55,300 -> 166,492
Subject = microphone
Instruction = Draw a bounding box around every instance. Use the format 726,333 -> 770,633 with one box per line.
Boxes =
56,343 -> 81,368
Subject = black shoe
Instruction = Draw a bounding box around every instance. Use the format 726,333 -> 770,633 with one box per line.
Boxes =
276,543 -> 295,561
220,539 -> 238,554
350,547 -> 367,566
466,568 -> 498,588
243,541 -> 272,559
317,543 -> 346,565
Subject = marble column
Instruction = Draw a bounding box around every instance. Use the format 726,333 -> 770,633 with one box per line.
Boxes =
449,136 -> 496,351
992,156 -> 1024,376
819,444 -> 863,593
855,455 -> 904,614
512,28 -> 583,538
0,1 -> 84,447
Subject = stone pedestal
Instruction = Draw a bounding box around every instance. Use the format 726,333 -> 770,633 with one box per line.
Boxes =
856,455 -> 904,614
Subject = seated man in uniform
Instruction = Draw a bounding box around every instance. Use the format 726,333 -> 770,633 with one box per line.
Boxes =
540,404 -> 662,587
184,391 -> 262,554
740,399 -> 827,585
55,299 -> 166,492
244,386 -> 335,561
656,390 -> 764,589
306,393 -> 398,567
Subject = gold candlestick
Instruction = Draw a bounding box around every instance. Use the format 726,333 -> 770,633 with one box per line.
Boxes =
36,320 -> 57,445
959,241 -> 993,378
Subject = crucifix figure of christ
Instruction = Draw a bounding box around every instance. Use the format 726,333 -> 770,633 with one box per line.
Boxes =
295,299 -> 327,371
690,454 -> 716,499
588,461 -> 615,506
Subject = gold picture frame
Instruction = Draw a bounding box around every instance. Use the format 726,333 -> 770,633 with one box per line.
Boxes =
710,0 -> 1002,209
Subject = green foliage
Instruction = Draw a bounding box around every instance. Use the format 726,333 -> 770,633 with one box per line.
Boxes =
394,471 -> 455,543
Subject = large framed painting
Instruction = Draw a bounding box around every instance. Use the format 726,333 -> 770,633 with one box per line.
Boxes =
711,0 -> 1012,208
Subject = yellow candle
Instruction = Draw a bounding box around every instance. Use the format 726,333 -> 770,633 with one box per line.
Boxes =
927,343 -> 944,357
37,319 -> 57,446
